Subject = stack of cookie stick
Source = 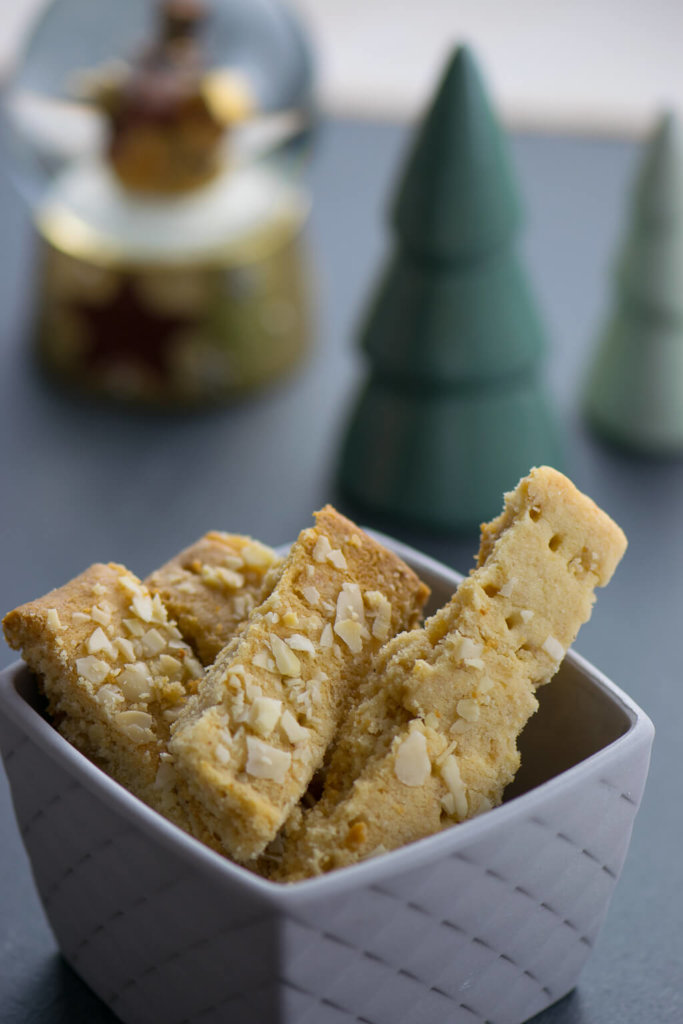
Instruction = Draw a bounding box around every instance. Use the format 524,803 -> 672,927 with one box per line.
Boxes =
3,470 -> 627,881
2,512 -> 429,864
271,467 -> 627,879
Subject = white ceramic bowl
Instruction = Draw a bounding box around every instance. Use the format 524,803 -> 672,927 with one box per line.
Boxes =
0,537 -> 654,1024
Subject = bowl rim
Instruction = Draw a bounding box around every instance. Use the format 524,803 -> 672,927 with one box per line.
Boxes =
0,534 -> 655,908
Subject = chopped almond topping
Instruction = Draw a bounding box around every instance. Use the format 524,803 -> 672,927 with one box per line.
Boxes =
95,683 -> 123,708
140,628 -> 167,656
286,634 -> 315,654
280,709 -> 309,743
394,728 -> 431,786
87,626 -> 116,658
334,619 -> 368,654
46,608 -> 63,631
441,793 -> 457,816
131,593 -> 154,622
115,709 -> 155,743
118,663 -> 152,700
157,654 -> 184,679
123,618 -> 145,637
183,653 -> 203,677
302,585 -> 320,606
249,696 -> 283,737
327,548 -> 347,570
214,552 -> 244,572
241,541 -> 278,569
312,535 -> 332,563
364,590 -> 392,640
245,736 -> 291,782
441,755 -> 468,818
151,595 -> 173,625
311,535 -> 347,569
118,576 -> 139,595
455,636 -> 483,661
456,698 -> 480,722
252,650 -> 276,672
333,583 -> 370,652
542,635 -> 564,661
449,719 -> 468,735
200,564 -> 245,590
282,675 -> 304,690
91,604 -> 112,626
336,582 -> 365,625
76,655 -> 111,685
115,637 -> 136,662
245,679 -> 263,700
228,672 -> 245,691
215,743 -> 231,765
270,634 -> 301,676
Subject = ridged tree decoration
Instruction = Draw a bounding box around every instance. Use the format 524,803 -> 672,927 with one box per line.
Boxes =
337,45 -> 562,531
584,111 -> 683,453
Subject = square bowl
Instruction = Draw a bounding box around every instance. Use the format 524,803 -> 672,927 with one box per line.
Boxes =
0,536 -> 653,1024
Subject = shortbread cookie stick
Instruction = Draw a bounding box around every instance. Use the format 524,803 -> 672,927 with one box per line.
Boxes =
2,564 -> 204,827
274,467 -> 627,879
169,506 -> 430,862
145,533 -> 282,665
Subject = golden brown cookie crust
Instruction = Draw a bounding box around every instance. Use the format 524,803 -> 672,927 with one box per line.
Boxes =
272,468 -> 627,880
169,506 -> 430,862
145,533 -> 281,666
2,563 -> 204,828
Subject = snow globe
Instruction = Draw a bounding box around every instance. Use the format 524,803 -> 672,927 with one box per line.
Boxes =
2,0 -> 315,405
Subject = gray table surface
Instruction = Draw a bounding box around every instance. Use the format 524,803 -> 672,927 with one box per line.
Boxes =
1,117 -> 681,1023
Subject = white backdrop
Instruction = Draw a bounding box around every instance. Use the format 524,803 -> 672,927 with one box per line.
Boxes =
3,0 -> 682,136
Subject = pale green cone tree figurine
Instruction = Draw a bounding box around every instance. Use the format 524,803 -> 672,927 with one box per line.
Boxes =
585,111 -> 683,452
337,45 -> 562,532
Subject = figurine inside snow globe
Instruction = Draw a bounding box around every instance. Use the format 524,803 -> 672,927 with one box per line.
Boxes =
2,0 -> 315,406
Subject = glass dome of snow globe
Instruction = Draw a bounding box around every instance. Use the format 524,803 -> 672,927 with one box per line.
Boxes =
1,0 -> 316,406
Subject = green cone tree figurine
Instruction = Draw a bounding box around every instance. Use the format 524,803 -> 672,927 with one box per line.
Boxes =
337,45 -> 562,532
584,111 -> 683,453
